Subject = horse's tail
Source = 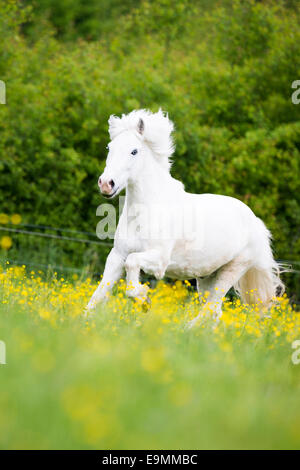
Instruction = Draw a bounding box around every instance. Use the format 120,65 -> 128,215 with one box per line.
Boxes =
236,263 -> 285,307
235,218 -> 287,307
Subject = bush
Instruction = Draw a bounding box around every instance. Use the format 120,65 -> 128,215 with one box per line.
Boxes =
24,0 -> 140,41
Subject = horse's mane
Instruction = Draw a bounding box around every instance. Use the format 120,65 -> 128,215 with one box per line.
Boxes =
108,109 -> 175,172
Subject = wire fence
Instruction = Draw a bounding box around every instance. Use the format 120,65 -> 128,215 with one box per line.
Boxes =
0,225 -> 112,246
0,222 -> 111,276
0,223 -> 299,275
15,222 -> 100,237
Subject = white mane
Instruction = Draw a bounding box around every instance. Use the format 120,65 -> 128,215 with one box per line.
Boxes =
108,109 -> 175,171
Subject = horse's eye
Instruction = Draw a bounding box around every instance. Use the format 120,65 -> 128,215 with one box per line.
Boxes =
131,149 -> 138,156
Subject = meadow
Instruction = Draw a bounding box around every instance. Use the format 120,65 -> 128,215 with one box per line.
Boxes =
0,263 -> 299,450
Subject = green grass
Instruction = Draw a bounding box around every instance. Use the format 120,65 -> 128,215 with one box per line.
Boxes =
0,267 -> 300,449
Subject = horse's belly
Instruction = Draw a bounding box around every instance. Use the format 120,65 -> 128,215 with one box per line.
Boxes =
165,263 -> 203,279
165,230 -> 243,279
164,193 -> 255,280
165,250 -> 220,279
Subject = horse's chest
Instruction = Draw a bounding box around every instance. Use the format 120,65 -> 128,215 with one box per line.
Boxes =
114,235 -> 145,258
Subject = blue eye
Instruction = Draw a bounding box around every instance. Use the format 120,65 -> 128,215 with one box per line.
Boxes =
131,149 -> 138,156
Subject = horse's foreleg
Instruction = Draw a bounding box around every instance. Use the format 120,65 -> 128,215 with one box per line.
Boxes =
85,248 -> 124,314
125,249 -> 168,302
189,256 -> 252,327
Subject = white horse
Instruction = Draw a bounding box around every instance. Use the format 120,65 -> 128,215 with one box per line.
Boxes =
86,109 -> 284,326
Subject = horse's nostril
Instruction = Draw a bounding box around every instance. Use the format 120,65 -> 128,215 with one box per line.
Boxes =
109,179 -> 115,189
98,177 -> 102,185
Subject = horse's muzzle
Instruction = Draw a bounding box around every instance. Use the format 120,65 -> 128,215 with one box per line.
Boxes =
98,177 -> 115,196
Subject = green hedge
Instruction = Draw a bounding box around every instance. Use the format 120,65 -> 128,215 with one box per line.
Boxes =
0,0 -> 299,297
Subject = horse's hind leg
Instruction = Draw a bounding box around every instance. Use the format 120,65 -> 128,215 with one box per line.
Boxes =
196,276 -> 214,297
189,256 -> 252,328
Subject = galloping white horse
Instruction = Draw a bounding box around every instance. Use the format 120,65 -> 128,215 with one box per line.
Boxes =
86,109 -> 284,325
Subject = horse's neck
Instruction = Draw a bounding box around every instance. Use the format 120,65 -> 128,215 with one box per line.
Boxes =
126,157 -> 180,207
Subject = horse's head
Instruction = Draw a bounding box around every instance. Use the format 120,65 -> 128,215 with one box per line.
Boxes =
98,109 -> 174,198
98,116 -> 145,199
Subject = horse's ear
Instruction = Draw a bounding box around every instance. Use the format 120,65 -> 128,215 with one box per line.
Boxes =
137,118 -> 144,135
108,114 -> 120,139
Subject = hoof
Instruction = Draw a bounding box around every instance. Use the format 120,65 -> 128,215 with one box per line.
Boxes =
127,283 -> 150,303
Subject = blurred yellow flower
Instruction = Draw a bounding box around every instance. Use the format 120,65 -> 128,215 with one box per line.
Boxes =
11,214 -> 22,225
38,308 -> 51,320
0,213 -> 9,224
141,347 -> 166,373
169,383 -> 193,407
1,236 -> 12,250
31,349 -> 55,373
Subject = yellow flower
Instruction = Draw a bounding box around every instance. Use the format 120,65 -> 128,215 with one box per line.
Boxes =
141,348 -> 166,373
169,383 -> 193,407
38,308 -> 51,320
0,213 -> 9,224
1,236 -> 12,250
31,349 -> 55,373
11,214 -> 22,225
